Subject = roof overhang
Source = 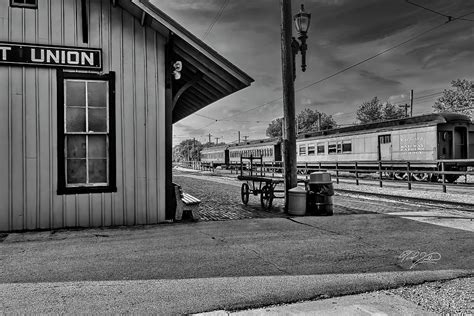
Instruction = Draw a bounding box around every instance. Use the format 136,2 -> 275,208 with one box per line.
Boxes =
122,0 -> 254,123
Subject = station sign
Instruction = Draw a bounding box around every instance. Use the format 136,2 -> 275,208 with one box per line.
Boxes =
0,42 -> 102,70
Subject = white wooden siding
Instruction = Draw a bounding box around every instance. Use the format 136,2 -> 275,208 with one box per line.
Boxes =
0,0 -> 167,231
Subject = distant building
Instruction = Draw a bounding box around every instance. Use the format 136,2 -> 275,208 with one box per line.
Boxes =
0,0 -> 253,232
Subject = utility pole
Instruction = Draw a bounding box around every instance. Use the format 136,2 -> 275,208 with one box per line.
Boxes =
215,137 -> 219,145
399,104 -> 410,117
410,89 -> 414,117
238,131 -> 241,144
281,0 -> 297,212
318,112 -> 322,131
192,138 -> 195,161
208,133 -> 211,144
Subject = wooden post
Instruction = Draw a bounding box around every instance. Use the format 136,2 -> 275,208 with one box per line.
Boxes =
441,162 -> 446,193
407,161 -> 412,190
355,162 -> 359,185
281,0 -> 297,212
378,161 -> 383,188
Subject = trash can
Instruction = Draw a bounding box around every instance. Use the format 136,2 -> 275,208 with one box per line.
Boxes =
288,186 -> 307,216
307,171 -> 334,216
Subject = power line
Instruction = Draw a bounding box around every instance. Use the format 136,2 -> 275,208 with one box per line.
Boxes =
295,23 -> 448,93
208,8 -> 473,123
202,0 -> 230,40
185,9 -> 471,137
211,21 -> 451,123
413,91 -> 443,100
405,0 -> 474,22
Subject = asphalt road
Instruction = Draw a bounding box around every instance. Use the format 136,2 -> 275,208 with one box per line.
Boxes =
1,214 -> 473,313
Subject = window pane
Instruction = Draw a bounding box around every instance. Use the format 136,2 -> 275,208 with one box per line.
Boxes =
25,0 -> 36,4
88,108 -> 107,132
342,143 -> 352,152
88,135 -> 107,158
66,81 -> 85,107
88,82 -> 107,107
67,159 -> 86,184
66,107 -> 86,132
89,159 -> 107,183
66,135 -> 86,158
317,145 -> 325,154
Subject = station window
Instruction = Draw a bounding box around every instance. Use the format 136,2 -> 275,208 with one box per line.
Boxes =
328,142 -> 337,154
342,141 -> 352,153
299,145 -> 307,156
307,144 -> 315,155
10,0 -> 37,8
317,143 -> 325,155
57,70 -> 116,195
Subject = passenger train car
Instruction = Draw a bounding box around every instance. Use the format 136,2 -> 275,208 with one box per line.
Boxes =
296,113 -> 474,181
200,144 -> 229,166
198,113 -> 474,182
227,138 -> 282,164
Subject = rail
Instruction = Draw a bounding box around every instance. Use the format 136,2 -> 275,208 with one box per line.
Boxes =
173,159 -> 474,193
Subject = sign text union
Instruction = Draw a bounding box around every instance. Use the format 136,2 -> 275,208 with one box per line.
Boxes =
0,43 -> 102,70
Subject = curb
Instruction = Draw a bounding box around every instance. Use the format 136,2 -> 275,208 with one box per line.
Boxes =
335,188 -> 474,210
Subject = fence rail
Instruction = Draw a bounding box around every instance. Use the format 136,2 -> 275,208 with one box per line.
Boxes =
174,159 -> 474,193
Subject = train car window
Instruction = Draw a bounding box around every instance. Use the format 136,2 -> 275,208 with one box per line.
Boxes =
337,143 -> 342,154
299,145 -> 307,156
308,144 -> 315,155
342,141 -> 352,153
380,135 -> 391,144
328,142 -> 337,154
317,143 -> 325,155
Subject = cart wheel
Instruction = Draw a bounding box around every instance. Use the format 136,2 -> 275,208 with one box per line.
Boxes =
241,183 -> 250,205
260,185 -> 273,209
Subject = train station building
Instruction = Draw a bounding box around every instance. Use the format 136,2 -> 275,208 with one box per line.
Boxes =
0,0 -> 253,232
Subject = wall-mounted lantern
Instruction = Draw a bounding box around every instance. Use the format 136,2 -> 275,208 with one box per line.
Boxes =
292,4 -> 311,80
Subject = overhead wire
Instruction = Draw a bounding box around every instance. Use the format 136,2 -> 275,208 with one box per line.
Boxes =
178,5 -> 473,140
405,0 -> 474,22
202,0 -> 230,40
202,20 -> 451,125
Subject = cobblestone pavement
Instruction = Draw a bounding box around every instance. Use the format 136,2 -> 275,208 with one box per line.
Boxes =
173,173 -> 287,221
173,168 -> 473,222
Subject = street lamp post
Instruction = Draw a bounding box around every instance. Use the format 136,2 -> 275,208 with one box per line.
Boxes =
280,0 -> 311,212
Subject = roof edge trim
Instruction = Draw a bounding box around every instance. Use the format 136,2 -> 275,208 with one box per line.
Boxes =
132,0 -> 254,86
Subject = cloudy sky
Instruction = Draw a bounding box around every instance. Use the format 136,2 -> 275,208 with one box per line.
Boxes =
151,0 -> 474,146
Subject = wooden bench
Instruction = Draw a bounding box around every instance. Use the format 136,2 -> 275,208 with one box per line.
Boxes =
174,185 -> 201,221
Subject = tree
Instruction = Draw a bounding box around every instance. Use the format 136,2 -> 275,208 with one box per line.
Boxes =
266,118 -> 283,137
297,108 -> 337,133
433,79 -> 474,117
173,139 -> 203,162
356,96 -> 405,124
383,103 -> 406,120
266,109 -> 337,137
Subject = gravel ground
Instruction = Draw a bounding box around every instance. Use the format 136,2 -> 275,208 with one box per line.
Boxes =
384,277 -> 474,315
